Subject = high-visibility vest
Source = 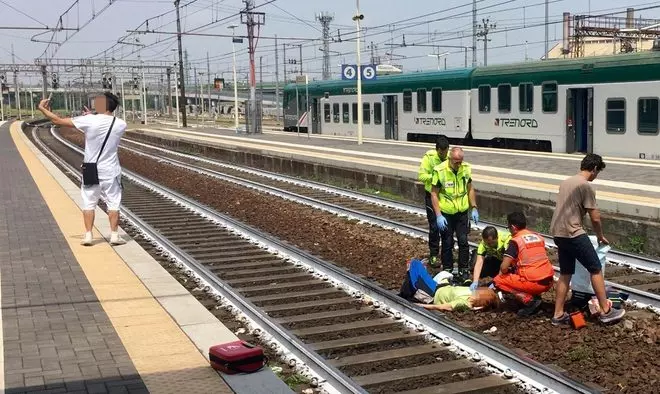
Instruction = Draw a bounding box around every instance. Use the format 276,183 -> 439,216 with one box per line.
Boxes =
418,149 -> 447,193
510,229 -> 555,282
432,160 -> 472,214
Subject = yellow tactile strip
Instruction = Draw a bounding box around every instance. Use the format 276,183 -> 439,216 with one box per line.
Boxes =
9,122 -> 232,394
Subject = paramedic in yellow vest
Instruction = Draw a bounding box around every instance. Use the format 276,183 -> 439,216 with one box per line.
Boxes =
430,147 -> 479,285
417,135 -> 450,267
469,226 -> 512,290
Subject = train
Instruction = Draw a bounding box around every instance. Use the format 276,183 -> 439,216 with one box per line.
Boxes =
283,51 -> 660,159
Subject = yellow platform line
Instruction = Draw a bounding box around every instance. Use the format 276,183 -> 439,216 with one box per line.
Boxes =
9,122 -> 230,394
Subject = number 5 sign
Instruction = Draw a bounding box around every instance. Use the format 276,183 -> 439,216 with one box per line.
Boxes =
362,65 -> 377,80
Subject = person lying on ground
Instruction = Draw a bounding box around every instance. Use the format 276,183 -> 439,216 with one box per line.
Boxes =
491,212 -> 555,317
398,259 -> 500,312
469,226 -> 512,290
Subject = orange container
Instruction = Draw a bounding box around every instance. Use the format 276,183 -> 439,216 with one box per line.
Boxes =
570,312 -> 586,329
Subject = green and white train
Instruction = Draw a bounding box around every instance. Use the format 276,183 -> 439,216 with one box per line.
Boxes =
283,51 -> 660,159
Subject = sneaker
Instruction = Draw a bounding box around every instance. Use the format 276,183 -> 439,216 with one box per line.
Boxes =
599,306 -> 625,324
458,271 -> 472,286
517,297 -> 542,317
109,235 -> 127,246
80,233 -> 93,246
551,312 -> 570,326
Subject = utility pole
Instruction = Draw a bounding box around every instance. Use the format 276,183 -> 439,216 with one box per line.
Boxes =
283,44 -> 287,84
275,35 -> 280,122
317,12 -> 334,80
477,18 -> 496,66
166,68 -> 172,115
12,45 -> 21,120
472,0 -> 477,67
258,56 -> 262,102
240,0 -> 265,134
299,44 -> 303,76
41,65 -> 47,99
544,0 -> 549,60
353,1 -> 364,145
174,0 -> 188,127
206,52 -> 211,118
228,25 -> 241,133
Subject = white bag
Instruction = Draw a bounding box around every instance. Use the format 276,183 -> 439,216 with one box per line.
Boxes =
570,235 -> 610,294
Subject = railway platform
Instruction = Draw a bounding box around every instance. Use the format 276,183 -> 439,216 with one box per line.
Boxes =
0,120 -> 291,393
131,122 -> 660,221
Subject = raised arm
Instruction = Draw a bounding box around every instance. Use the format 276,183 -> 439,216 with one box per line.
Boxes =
38,99 -> 76,128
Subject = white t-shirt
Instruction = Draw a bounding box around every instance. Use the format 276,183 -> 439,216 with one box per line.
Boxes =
72,114 -> 127,179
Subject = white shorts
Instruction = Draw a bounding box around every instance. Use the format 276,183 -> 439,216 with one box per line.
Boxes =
81,176 -> 123,211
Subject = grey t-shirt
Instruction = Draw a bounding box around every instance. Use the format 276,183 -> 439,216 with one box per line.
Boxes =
550,174 -> 597,238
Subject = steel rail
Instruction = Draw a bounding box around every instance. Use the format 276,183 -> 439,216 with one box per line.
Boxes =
123,136 -> 660,275
53,129 -> 660,311
43,127 -> 599,394
34,127 -> 365,394
116,137 -> 660,310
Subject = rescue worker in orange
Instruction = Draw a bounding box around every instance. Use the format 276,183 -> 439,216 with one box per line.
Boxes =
492,212 -> 555,317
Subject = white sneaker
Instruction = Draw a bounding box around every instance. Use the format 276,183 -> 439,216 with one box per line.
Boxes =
81,233 -> 93,246
109,235 -> 126,246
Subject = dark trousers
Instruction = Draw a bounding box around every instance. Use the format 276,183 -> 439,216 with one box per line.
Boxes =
424,191 -> 440,257
469,250 -> 503,279
440,210 -> 470,272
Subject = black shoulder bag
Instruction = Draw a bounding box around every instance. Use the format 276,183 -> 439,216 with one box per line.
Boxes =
81,117 -> 116,186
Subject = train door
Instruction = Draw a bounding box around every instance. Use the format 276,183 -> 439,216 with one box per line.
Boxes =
384,95 -> 399,140
311,98 -> 321,134
565,88 -> 594,153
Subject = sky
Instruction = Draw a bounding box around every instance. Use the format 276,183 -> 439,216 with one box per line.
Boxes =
0,0 -> 658,85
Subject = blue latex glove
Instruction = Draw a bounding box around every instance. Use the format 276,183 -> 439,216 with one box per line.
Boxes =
469,282 -> 478,292
436,215 -> 448,232
471,208 -> 479,224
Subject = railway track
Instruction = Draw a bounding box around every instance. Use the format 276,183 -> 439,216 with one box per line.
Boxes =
113,135 -> 660,311
30,125 -> 601,394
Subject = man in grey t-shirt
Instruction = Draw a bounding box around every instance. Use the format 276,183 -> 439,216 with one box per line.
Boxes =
549,154 -> 624,325
38,92 -> 127,246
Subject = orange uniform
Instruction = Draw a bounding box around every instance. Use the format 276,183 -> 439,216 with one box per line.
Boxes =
493,229 -> 554,304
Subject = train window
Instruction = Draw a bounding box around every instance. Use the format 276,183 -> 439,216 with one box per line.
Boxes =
363,103 -> 371,124
542,83 -> 558,113
431,88 -> 442,112
333,103 -> 340,123
606,99 -> 625,133
352,103 -> 358,123
374,103 -> 382,125
498,84 -> 511,112
403,89 -> 412,112
342,103 -> 349,123
519,83 -> 534,113
478,85 -> 490,113
638,98 -> 659,134
417,89 -> 427,113
324,103 -> 331,123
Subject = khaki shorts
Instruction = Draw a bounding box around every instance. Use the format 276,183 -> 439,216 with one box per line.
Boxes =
81,176 -> 122,211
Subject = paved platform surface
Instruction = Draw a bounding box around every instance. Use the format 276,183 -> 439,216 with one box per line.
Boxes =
133,122 -> 660,220
0,120 -> 246,394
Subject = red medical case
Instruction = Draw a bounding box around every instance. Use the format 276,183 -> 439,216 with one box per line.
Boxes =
209,340 -> 267,374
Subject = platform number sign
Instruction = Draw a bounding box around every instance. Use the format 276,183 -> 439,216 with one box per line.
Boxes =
362,65 -> 376,80
341,64 -> 377,81
342,65 -> 357,80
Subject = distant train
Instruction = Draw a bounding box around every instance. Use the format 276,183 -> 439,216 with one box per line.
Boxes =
283,51 -> 660,159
